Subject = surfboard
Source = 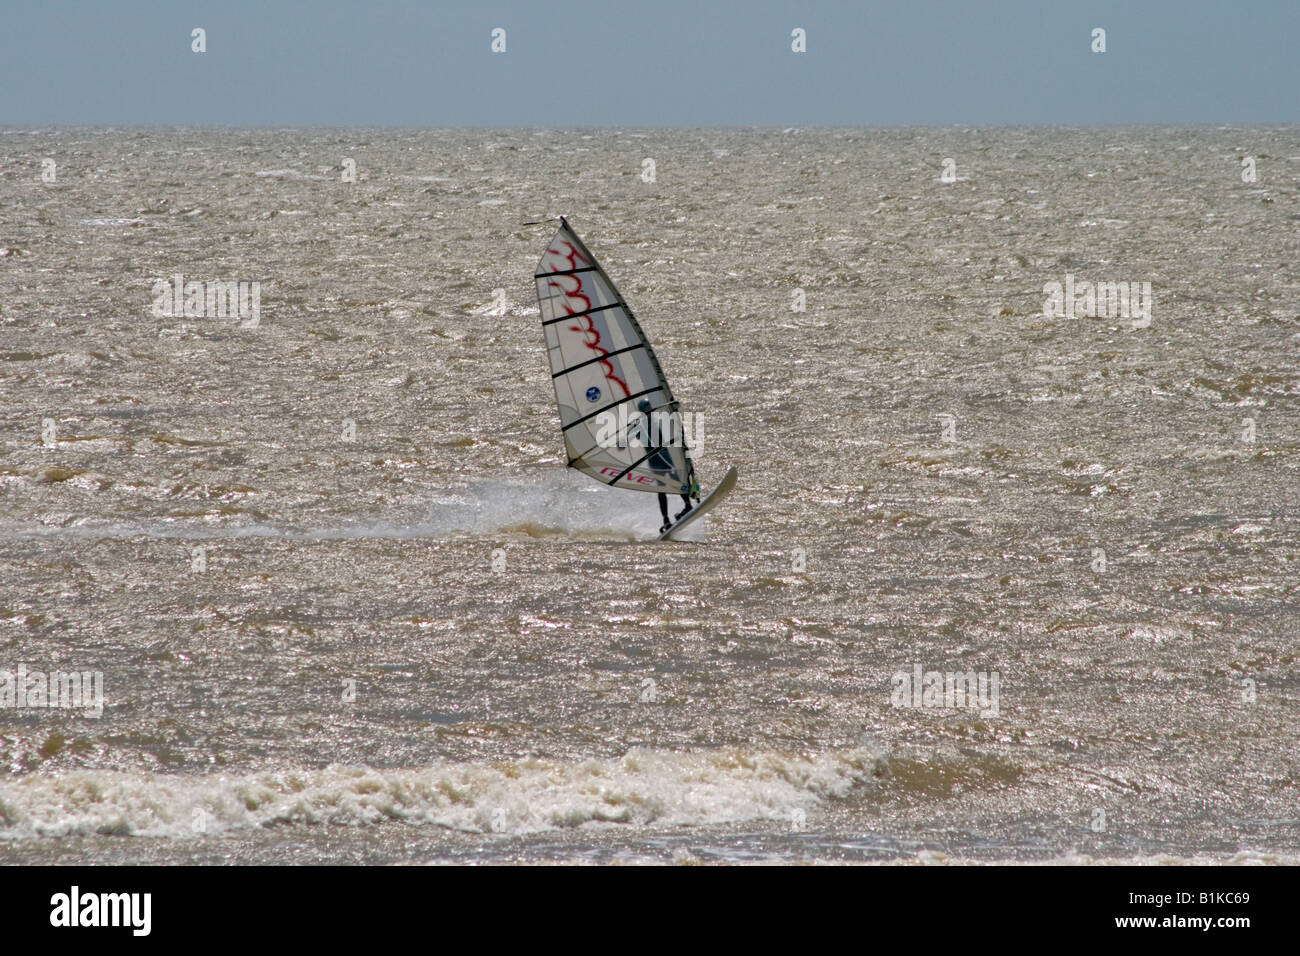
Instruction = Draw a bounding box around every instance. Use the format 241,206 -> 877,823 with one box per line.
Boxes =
658,466 -> 738,541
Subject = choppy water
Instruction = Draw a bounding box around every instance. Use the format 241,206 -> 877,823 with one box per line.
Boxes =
0,126 -> 1297,864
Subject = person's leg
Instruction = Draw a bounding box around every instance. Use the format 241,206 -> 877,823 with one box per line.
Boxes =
675,494 -> 692,519
657,493 -> 670,531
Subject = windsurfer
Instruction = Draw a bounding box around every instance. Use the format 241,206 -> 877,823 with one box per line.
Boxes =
630,398 -> 695,532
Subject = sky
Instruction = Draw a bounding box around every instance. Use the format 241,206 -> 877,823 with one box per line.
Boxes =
1,0 -> 1296,126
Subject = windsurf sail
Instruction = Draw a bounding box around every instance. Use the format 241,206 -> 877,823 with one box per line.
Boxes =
534,218 -> 696,496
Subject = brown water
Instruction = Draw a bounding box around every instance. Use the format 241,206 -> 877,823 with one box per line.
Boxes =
0,126 -> 1297,864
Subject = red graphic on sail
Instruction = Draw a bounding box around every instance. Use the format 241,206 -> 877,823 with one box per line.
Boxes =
546,241 -> 629,398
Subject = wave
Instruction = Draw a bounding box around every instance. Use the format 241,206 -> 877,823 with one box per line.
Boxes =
0,746 -> 880,840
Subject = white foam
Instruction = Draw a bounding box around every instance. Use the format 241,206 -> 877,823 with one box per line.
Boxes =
0,471 -> 702,543
0,746 -> 880,839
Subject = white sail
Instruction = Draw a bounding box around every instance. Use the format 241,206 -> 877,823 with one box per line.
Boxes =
534,218 -> 695,496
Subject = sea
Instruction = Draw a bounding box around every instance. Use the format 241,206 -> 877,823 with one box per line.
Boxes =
0,125 -> 1296,864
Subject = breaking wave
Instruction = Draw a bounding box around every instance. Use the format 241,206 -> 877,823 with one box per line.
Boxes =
0,746 -> 879,840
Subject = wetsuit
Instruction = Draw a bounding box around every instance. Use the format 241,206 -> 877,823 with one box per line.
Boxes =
657,487 -> 694,531
631,406 -> 693,531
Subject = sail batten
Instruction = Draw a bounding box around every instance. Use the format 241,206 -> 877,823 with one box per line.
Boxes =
534,218 -> 695,496
537,266 -> 599,278
552,342 -> 648,378
561,386 -> 662,432
607,450 -> 657,485
542,302 -> 622,327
